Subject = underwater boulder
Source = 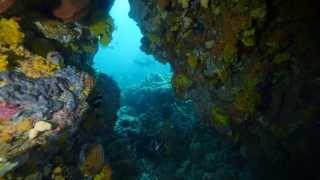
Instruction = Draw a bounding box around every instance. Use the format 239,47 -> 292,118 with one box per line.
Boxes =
0,66 -> 93,175
0,0 -> 115,177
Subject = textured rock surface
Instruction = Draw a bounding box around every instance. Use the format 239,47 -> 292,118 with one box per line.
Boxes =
129,0 -> 320,178
0,0 -> 116,178
116,73 -> 197,138
0,66 -> 92,175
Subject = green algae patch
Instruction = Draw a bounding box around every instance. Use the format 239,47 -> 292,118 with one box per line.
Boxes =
234,64 -> 262,115
241,28 -> 256,47
94,165 -> 112,180
223,44 -> 237,65
250,8 -> 266,19
273,52 -> 290,64
211,106 -> 230,126
173,74 -> 193,91
217,67 -> 231,82
234,88 -> 260,114
187,53 -> 198,69
89,15 -> 114,46
82,43 -> 98,54
178,0 -> 190,8
147,33 -> 161,45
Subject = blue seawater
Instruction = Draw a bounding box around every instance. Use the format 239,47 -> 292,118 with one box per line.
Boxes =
93,0 -> 171,88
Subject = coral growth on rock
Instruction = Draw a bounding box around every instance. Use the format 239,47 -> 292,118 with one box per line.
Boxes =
35,20 -> 82,44
0,55 -> 8,72
53,0 -> 90,23
0,102 -> 17,122
0,18 -> 24,48
0,0 -> 319,179
94,164 -> 112,180
89,15 -> 114,45
129,0 -> 320,178
18,55 -> 60,78
0,0 -> 115,178
0,66 -> 93,175
80,144 -> 105,176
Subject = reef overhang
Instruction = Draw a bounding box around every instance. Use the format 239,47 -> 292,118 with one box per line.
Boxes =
128,0 -> 320,177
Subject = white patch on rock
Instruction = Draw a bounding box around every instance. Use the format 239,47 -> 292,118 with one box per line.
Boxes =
34,121 -> 52,132
28,129 -> 39,140
28,121 -> 52,140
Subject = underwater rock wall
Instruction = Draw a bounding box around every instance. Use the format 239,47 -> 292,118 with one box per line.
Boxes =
0,0 -> 118,178
129,0 -> 320,178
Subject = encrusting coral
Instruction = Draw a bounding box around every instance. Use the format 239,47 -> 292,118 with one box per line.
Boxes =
0,18 -> 24,73
178,0 -> 190,8
80,144 -> 105,176
0,119 -> 33,143
172,74 -> 193,96
0,55 -> 8,72
0,102 -> 17,122
129,0 -> 320,178
89,15 -> 114,46
0,0 -> 114,178
0,18 -> 24,48
94,165 -> 112,180
211,106 -> 229,127
18,56 -> 60,78
35,20 -> 81,44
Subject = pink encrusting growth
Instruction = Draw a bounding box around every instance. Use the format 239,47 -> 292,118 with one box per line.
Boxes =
53,0 -> 90,23
0,102 -> 18,121
0,0 -> 16,14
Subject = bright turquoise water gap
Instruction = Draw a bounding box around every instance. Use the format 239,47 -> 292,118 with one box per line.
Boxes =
93,0 -> 171,88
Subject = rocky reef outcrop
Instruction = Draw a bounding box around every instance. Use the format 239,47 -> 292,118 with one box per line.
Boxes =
129,0 -> 320,179
116,73 -> 196,140
1,0 -> 319,179
0,0 -> 118,178
110,73 -> 254,179
0,67 -> 91,174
